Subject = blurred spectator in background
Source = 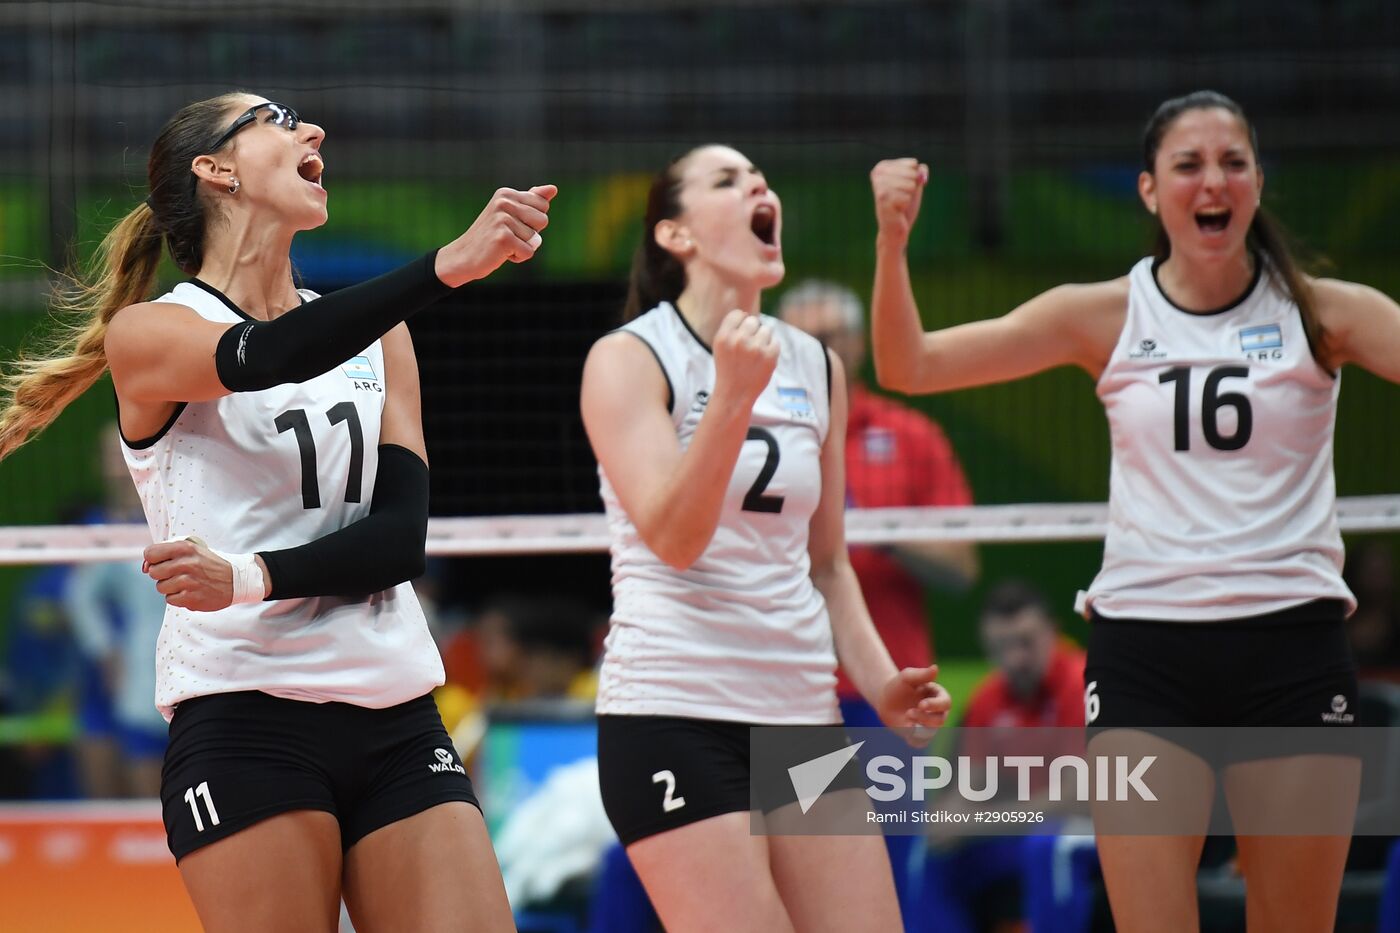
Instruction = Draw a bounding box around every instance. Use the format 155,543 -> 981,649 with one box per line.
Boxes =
4,563 -> 83,798
1343,539 -> 1400,678
475,594 -> 600,702
778,280 -> 978,923
913,580 -> 1087,933
63,424 -> 169,797
435,592 -> 602,754
413,559 -> 479,741
964,580 -> 1085,731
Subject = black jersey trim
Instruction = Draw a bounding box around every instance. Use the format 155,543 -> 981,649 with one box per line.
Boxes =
667,302 -> 713,355
1149,253 -> 1264,317
186,279 -> 308,320
612,329 -> 676,417
186,278 -> 256,321
114,391 -> 188,450
823,346 -> 833,400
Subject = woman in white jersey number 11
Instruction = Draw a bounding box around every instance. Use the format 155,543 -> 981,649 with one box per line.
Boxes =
872,91 -> 1400,932
581,144 -> 951,933
0,92 -> 554,931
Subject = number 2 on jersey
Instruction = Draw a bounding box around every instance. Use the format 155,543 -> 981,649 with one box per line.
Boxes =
741,427 -> 785,513
1158,366 -> 1252,452
275,403 -> 365,509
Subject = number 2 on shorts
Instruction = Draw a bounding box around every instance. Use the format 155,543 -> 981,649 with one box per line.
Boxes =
652,769 -> 687,813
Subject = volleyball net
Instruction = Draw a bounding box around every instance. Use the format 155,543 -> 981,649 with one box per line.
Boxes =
1,0 -> 1399,637
0,498 -> 1398,565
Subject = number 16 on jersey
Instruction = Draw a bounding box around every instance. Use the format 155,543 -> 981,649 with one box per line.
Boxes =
1158,365 -> 1253,452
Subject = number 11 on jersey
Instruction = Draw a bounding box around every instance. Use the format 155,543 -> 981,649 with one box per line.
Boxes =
275,403 -> 366,509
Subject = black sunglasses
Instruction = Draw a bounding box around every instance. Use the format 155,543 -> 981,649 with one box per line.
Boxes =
208,101 -> 300,153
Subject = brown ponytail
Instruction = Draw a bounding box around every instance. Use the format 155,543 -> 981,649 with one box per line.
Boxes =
1247,209 -> 1325,360
0,92 -> 246,460
0,203 -> 162,459
622,146 -> 707,322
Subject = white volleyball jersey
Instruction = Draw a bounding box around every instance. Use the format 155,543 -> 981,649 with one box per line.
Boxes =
126,280 -> 443,721
1079,258 -> 1354,621
596,303 -> 839,724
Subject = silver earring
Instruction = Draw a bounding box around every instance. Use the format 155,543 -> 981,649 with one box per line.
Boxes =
228,178 -> 240,195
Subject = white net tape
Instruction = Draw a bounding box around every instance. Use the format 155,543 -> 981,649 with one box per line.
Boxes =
0,495 -> 1397,563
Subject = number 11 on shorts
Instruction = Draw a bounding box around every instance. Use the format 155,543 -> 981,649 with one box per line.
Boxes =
652,770 -> 686,813
184,781 -> 221,832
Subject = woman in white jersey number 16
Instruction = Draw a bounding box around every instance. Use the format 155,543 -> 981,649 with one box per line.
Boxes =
872,90 -> 1400,933
0,92 -> 555,932
581,143 -> 951,933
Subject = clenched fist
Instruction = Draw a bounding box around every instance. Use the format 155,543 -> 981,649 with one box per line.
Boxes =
870,159 -> 928,246
712,310 -> 779,409
142,537 -> 266,612
435,184 -> 558,287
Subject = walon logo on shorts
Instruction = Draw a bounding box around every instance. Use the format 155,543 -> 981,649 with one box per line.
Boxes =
1322,694 -> 1355,724
429,747 -> 466,775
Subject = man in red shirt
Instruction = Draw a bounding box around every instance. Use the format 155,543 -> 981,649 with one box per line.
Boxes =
778,281 -> 978,928
965,579 -> 1086,731
776,280 -> 978,717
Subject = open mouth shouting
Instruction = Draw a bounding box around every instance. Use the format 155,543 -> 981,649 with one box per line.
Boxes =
1195,205 -> 1230,235
750,202 -> 779,253
297,151 -> 325,189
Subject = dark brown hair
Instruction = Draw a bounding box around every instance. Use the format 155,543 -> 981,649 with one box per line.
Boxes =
1143,90 -> 1324,359
0,93 -> 247,459
621,146 -> 711,322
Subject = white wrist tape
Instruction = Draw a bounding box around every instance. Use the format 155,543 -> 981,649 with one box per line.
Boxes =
212,549 -> 267,604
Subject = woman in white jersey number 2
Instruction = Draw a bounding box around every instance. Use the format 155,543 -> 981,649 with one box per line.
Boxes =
0,92 -> 555,931
581,143 -> 951,933
872,91 -> 1400,933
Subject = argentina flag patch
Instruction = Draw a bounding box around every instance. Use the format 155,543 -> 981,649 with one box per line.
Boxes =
778,386 -> 812,416
341,355 -> 379,381
1239,324 -> 1282,352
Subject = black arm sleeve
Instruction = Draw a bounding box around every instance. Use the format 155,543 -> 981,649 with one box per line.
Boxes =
257,444 -> 429,600
216,250 -> 452,392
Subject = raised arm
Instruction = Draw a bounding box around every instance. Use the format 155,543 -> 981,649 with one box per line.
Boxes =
143,323 -> 430,609
808,350 -> 950,731
580,311 -> 776,570
869,159 -> 1124,394
1314,277 -> 1400,383
107,185 -> 556,406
